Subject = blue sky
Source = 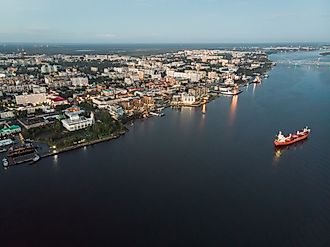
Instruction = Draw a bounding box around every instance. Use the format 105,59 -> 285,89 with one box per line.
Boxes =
0,0 -> 329,43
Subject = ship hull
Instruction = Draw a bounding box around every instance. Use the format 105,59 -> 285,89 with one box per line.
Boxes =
219,90 -> 242,96
274,133 -> 309,146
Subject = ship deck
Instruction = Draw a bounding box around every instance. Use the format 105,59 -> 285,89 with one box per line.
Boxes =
8,153 -> 38,166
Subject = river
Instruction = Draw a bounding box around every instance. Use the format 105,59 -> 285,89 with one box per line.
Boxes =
1,51 -> 330,246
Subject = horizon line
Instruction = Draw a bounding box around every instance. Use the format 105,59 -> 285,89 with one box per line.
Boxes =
1,41 -> 330,45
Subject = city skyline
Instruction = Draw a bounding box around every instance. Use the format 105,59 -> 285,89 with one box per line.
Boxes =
1,2 -> 330,244
1,0 -> 330,43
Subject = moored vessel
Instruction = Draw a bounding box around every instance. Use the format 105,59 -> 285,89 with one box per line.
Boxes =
219,89 -> 242,96
274,127 -> 311,146
4,143 -> 40,167
149,112 -> 165,117
2,158 -> 8,167
253,76 -> 262,83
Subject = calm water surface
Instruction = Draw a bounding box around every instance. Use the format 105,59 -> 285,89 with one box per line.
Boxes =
1,51 -> 330,246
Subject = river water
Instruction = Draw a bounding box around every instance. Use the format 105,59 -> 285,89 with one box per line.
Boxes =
1,51 -> 330,246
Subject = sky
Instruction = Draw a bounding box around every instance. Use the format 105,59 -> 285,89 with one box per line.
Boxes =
0,0 -> 329,43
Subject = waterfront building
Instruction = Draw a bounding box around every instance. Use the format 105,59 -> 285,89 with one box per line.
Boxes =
142,96 -> 155,107
181,93 -> 196,105
0,111 -> 15,119
0,138 -> 13,147
108,105 -> 124,120
61,112 -> 94,132
92,97 -> 122,109
0,125 -> 21,137
188,87 -> 208,99
171,95 -> 181,104
224,78 -> 235,85
18,117 -> 50,130
251,63 -> 260,69
64,106 -> 85,117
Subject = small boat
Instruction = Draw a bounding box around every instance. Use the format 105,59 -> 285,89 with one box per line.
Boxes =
274,127 -> 311,146
150,112 -> 165,117
32,155 -> 40,163
2,158 -> 8,167
320,51 -> 330,56
220,89 -> 242,96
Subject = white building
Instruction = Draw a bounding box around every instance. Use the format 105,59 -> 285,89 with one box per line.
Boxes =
41,64 -> 58,74
0,111 -> 15,119
166,70 -> 202,82
181,93 -> 196,105
92,97 -> 119,109
32,85 -> 47,94
70,77 -> 89,87
61,112 -> 94,132
108,105 -> 124,120
124,77 -> 133,85
0,84 -> 34,93
15,93 -> 47,106
251,63 -> 260,69
91,67 -> 98,72
208,72 -> 218,80
224,78 -> 235,85
0,139 -> 13,147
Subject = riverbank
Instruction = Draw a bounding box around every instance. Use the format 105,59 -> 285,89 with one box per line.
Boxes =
40,129 -> 127,159
29,80 -> 269,164
4,68 -> 273,167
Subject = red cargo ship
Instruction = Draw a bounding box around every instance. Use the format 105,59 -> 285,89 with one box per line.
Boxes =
274,127 -> 311,147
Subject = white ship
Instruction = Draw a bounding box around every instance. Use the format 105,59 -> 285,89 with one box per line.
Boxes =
219,89 -> 242,96
2,158 -> 8,167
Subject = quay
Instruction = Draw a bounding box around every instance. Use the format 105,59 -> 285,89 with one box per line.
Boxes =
40,130 -> 127,159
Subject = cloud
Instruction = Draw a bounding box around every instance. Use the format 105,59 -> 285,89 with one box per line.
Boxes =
104,34 -> 118,38
97,33 -> 120,40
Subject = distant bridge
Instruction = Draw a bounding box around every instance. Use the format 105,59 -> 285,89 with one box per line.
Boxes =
275,60 -> 330,66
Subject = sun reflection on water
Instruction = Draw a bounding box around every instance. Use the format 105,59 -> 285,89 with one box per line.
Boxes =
229,95 -> 238,125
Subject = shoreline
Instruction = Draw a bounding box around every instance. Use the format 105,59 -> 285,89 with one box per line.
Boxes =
3,76 -> 270,167
16,79 -> 270,165
36,98 -> 210,161
39,130 -> 127,159
2,53 -> 275,167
